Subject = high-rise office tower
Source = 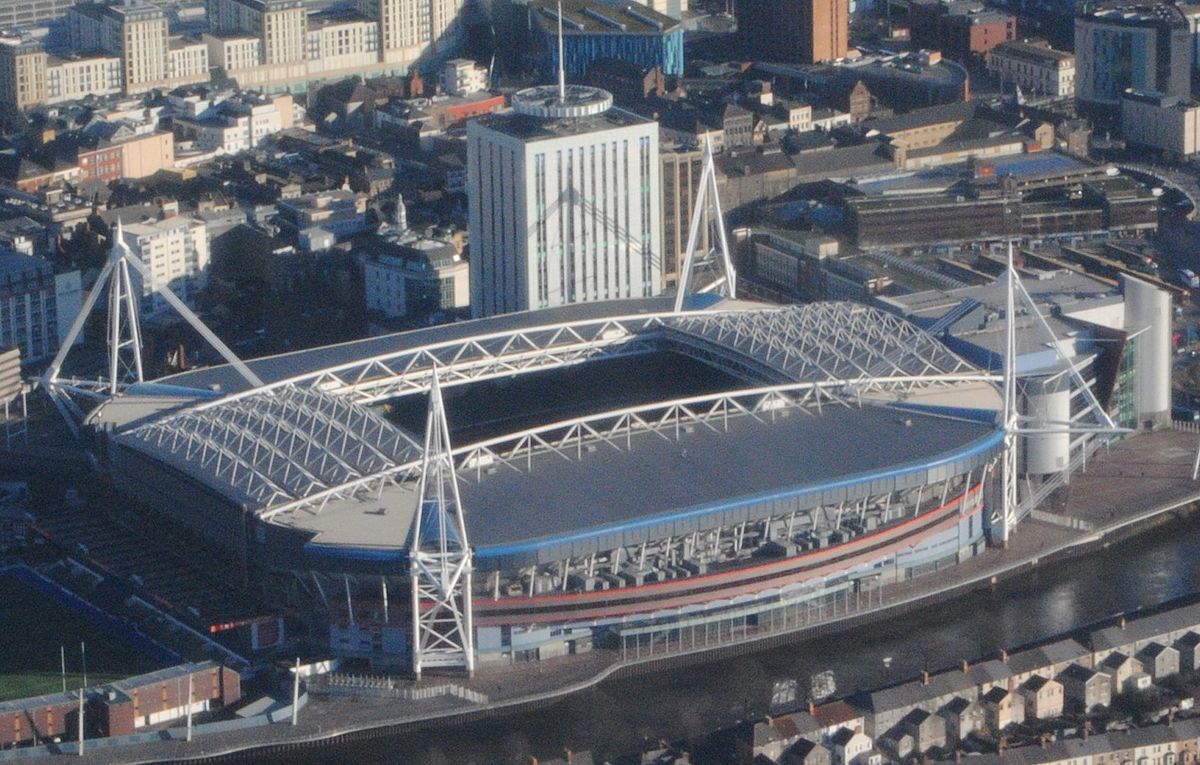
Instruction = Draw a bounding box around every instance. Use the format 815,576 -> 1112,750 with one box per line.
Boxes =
736,0 -> 849,64
467,81 -> 662,317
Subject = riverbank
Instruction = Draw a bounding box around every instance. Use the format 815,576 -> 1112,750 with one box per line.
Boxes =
52,428 -> 1200,764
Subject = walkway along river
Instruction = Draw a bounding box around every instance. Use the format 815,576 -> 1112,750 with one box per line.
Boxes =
240,508 -> 1200,765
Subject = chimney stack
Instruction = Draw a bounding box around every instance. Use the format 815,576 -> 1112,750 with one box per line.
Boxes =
999,649 -> 1008,663
962,660 -> 969,673
1119,616 -> 1127,630
921,671 -> 930,685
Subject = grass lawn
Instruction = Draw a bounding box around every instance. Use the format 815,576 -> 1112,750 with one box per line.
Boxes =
0,573 -> 164,702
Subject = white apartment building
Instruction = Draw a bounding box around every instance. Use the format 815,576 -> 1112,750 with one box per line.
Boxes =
205,34 -> 262,74
168,38 -> 209,83
45,54 -> 123,104
305,14 -> 379,73
467,84 -> 662,317
207,0 -> 307,65
174,92 -> 297,154
121,216 -> 210,316
988,39 -> 1075,97
69,2 -> 170,93
441,58 -> 488,96
1121,89 -> 1200,157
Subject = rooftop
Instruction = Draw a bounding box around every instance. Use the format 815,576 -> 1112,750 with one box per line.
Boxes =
530,0 -> 679,35
473,97 -> 650,141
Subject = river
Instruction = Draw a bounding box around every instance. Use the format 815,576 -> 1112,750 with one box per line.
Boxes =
256,512 -> 1200,765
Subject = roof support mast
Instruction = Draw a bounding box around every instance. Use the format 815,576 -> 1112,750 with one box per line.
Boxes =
996,241 -> 1124,543
410,367 -> 475,679
42,220 -> 263,434
674,136 -> 737,313
999,241 -> 1019,544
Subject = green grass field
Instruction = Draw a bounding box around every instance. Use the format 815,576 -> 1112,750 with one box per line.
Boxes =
0,574 -> 163,702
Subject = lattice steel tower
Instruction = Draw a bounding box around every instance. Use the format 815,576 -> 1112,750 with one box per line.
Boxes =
410,368 -> 475,678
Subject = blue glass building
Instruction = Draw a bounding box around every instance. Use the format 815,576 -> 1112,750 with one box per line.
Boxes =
529,0 -> 685,78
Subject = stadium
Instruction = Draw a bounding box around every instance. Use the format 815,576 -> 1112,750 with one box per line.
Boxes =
80,295 -> 1010,670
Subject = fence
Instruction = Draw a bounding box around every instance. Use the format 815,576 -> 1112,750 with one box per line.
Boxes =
310,674 -> 488,704
0,693 -> 308,762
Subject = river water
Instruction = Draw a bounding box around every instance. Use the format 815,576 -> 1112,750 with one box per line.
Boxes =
260,512 -> 1200,765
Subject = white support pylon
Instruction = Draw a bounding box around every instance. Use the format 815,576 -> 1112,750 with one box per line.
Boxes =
410,367 -> 475,680
999,241 -> 1020,544
995,241 -> 1127,543
42,218 -> 264,432
104,219 -> 145,395
674,136 -> 737,313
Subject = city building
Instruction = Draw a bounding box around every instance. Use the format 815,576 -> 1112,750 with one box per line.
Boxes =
357,0 -> 463,68
441,57 -> 489,96
68,2 -> 178,95
173,91 -> 298,155
1018,675 -> 1063,720
45,53 -> 123,104
987,39 -> 1075,98
466,82 -> 662,316
206,0 -> 307,66
660,142 -> 706,290
0,0 -> 77,28
0,251 -> 79,362
910,0 -> 1016,64
364,236 -> 469,318
529,0 -> 684,78
120,215 -> 210,316
1121,89 -> 1200,157
275,189 -> 370,249
0,38 -> 45,111
755,51 -> 969,116
1075,3 -> 1192,108
77,130 -> 175,183
736,0 -> 849,64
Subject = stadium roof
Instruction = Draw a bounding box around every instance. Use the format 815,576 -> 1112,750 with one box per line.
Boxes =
462,403 -> 1000,565
105,300 -> 998,557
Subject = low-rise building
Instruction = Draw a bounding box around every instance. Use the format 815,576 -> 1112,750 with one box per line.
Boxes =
981,686 -> 1025,732
364,236 -> 469,319
899,707 -> 946,753
830,727 -> 872,765
1100,651 -> 1145,695
174,92 -> 298,155
987,39 -> 1075,98
1019,675 -> 1064,720
276,189 -> 370,247
938,697 -> 983,744
1176,632 -> 1200,672
784,739 -> 833,765
1136,642 -> 1180,680
1059,664 -> 1110,713
441,58 -> 489,96
1121,89 -> 1200,157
